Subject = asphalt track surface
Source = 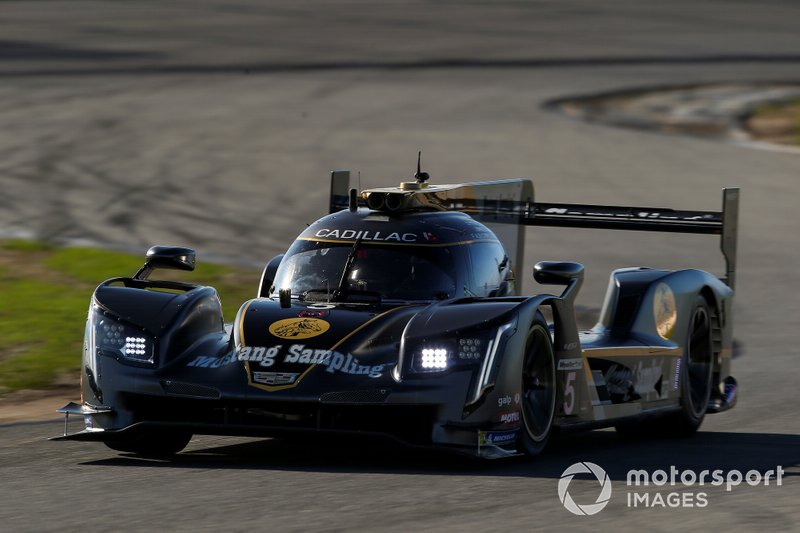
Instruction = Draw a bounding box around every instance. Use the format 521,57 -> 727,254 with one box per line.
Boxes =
1,1 -> 799,531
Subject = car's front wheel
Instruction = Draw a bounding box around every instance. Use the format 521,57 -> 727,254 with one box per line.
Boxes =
519,316 -> 556,457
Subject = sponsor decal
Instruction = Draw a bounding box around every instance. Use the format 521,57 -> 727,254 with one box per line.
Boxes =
313,228 -> 418,242
653,283 -> 677,339
514,392 -> 521,404
673,358 -> 681,390
634,359 -> 663,395
603,364 -> 634,399
306,303 -> 335,310
187,352 -> 238,369
238,344 -> 389,378
269,317 -> 330,340
253,372 -> 300,386
478,429 -> 518,446
559,462 -> 612,516
499,411 -> 521,425
497,394 -> 512,407
299,309 -> 329,319
557,358 -> 584,371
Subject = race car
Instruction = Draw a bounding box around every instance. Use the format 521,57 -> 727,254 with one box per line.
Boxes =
54,163 -> 740,459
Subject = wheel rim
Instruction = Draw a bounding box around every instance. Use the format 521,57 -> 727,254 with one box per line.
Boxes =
521,325 -> 556,442
686,306 -> 713,418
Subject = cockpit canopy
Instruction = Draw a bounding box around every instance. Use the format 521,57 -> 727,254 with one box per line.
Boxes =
272,240 -> 457,301
270,211 -> 513,303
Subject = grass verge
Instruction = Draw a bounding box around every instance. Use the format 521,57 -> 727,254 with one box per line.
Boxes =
745,98 -> 800,146
0,240 -> 258,393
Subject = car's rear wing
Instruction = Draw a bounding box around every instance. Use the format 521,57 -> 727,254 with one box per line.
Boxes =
329,171 -> 739,290
526,191 -> 739,289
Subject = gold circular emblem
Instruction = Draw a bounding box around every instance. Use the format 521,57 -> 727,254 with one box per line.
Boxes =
653,283 -> 677,339
268,317 -> 330,340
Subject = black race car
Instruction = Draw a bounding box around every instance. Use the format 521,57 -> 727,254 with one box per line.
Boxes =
55,165 -> 740,459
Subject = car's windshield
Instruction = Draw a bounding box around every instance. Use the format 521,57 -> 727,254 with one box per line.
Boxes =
272,240 -> 458,301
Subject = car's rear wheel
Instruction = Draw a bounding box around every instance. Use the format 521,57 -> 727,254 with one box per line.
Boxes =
519,316 -> 556,457
665,294 -> 715,436
615,294 -> 715,439
104,430 -> 192,457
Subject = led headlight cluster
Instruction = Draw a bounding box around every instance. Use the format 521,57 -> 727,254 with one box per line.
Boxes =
98,322 -> 126,348
457,338 -> 483,360
95,316 -> 154,364
411,337 -> 489,373
123,337 -> 148,358
411,345 -> 452,373
420,348 -> 448,369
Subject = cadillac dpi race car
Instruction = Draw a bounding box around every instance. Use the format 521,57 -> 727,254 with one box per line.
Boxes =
55,166 -> 740,459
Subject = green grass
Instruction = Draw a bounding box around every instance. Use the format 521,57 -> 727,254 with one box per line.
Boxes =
0,241 -> 258,393
749,97 -> 800,145
1,239 -> 53,252
45,247 -> 143,284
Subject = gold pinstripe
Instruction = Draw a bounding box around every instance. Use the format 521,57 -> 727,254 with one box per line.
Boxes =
581,346 -> 682,357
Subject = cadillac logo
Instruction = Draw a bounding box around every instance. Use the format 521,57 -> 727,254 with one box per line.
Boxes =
252,372 -> 300,386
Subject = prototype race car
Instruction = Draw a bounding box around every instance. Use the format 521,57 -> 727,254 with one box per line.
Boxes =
55,163 -> 740,459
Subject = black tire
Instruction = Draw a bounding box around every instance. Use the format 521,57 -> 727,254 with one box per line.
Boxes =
518,315 -> 557,457
104,430 -> 192,457
615,295 -> 715,439
665,294 -> 715,436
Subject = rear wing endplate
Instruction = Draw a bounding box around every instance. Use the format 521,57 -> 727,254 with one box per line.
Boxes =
329,171 -> 739,290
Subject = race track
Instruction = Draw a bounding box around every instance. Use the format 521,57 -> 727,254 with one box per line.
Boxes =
0,1 -> 798,530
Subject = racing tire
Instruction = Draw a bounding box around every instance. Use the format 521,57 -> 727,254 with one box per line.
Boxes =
615,294 -> 715,439
104,430 -> 192,457
664,294 -> 715,436
518,315 -> 557,457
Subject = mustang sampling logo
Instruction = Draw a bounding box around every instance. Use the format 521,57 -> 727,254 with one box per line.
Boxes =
558,462 -> 613,516
269,318 -> 330,339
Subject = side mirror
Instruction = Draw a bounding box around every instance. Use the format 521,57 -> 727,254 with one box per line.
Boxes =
258,254 -> 284,297
133,246 -> 196,280
534,261 -> 584,303
533,261 -> 584,285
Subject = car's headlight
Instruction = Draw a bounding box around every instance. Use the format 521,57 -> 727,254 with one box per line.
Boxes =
409,317 -> 516,375
93,311 -> 155,365
415,347 -> 450,371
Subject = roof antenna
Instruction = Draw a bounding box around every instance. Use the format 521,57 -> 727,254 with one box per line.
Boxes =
414,151 -> 429,184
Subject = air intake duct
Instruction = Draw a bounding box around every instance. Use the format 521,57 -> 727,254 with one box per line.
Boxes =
384,193 -> 405,211
366,192 -> 386,210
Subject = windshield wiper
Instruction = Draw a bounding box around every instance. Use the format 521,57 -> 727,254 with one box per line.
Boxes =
333,237 -> 362,300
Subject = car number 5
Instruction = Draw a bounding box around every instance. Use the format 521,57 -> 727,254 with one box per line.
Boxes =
563,371 -> 576,415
